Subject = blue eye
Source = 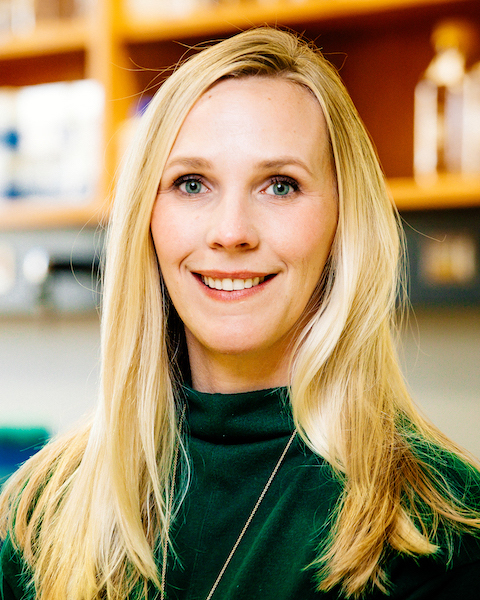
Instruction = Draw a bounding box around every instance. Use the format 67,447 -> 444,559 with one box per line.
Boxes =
265,177 -> 298,196
175,176 -> 207,194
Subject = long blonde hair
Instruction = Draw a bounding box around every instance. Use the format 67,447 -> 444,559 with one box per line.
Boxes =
1,27 -> 479,600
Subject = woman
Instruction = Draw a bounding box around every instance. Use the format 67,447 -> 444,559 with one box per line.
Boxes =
1,28 -> 480,600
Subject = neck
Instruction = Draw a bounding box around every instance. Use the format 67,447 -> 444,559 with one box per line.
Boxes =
187,344 -> 291,394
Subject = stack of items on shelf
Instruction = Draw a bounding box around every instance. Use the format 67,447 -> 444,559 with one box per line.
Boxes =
0,79 -> 104,204
126,0 -> 208,19
126,0 -> 283,19
414,19 -> 480,181
0,0 -> 87,35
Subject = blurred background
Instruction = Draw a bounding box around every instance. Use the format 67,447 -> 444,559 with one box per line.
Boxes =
0,0 -> 479,481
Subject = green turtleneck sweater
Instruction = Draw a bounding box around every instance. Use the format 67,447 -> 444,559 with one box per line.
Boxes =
1,387 -> 480,599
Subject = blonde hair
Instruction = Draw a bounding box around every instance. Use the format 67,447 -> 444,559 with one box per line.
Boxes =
1,27 -> 479,600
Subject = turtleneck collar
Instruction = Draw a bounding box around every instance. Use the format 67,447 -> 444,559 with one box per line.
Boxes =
181,385 -> 294,444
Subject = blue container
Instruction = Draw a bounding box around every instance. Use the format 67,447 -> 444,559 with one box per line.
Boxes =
0,428 -> 49,485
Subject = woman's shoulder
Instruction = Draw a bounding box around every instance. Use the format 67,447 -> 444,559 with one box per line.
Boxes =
411,435 -> 480,508
1,420 -> 91,502
0,423 -> 92,547
387,531 -> 480,600
0,424 -> 92,599
0,534 -> 32,600
385,437 -> 480,598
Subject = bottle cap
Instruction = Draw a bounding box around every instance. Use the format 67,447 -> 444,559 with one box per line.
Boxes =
432,19 -> 478,58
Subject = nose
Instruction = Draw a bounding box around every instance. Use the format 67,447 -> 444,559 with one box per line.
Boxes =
206,193 -> 259,251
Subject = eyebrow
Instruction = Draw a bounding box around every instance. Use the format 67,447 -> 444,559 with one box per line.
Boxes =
256,158 -> 314,178
164,156 -> 314,177
164,157 -> 212,170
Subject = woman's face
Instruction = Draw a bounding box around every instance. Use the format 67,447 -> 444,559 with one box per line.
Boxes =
152,77 -> 337,390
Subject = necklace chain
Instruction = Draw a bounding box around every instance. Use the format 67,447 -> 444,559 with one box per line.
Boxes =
160,404 -> 297,600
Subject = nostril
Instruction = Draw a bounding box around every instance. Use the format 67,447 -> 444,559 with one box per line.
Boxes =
206,215 -> 259,250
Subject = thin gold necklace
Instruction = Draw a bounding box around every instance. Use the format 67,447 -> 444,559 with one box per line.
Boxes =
160,405 -> 297,600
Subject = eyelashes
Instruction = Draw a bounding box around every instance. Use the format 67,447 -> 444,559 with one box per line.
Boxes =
172,174 -> 300,197
266,176 -> 299,196
173,174 -> 207,195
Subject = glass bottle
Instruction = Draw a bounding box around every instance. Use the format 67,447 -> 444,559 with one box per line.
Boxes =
462,61 -> 480,174
414,20 -> 476,180
10,0 -> 35,33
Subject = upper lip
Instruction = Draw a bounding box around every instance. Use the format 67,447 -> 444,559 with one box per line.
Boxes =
193,270 -> 274,279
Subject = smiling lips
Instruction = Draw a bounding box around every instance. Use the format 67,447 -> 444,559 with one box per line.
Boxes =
200,275 -> 268,291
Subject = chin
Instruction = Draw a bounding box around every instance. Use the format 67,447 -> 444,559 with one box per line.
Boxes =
191,331 -> 273,357
206,340 -> 266,357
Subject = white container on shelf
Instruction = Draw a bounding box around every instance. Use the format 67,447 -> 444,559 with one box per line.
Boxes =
126,0 -> 207,19
58,80 -> 105,200
13,79 -> 104,203
16,82 -> 69,198
0,90 -> 20,201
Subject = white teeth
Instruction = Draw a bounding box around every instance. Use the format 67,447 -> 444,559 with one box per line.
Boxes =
233,279 -> 244,290
201,275 -> 266,291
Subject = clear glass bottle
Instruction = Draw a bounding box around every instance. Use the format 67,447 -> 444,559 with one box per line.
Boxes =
0,1 -> 12,35
10,0 -> 35,33
462,61 -> 480,174
414,20 -> 476,180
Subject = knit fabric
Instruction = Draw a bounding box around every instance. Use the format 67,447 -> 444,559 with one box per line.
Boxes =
2,386 -> 480,599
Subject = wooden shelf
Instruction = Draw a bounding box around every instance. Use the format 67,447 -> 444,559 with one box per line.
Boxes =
388,175 -> 480,211
0,18 -> 88,60
2,174 -> 478,231
0,198 -> 108,230
122,0 -> 471,43
0,0 -> 479,230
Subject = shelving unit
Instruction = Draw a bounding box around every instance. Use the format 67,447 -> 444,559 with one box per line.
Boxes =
0,18 -> 87,60
1,0 -> 480,231
122,0 -> 475,43
389,175 -> 480,211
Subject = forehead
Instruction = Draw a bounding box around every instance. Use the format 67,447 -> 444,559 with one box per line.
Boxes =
202,75 -> 318,106
168,76 -> 330,164
189,75 -> 322,125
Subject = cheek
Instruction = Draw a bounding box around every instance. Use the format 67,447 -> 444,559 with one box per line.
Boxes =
151,206 -> 192,271
283,211 -> 336,281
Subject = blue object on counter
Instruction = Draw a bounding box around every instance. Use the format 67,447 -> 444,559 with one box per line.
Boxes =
0,427 -> 49,485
